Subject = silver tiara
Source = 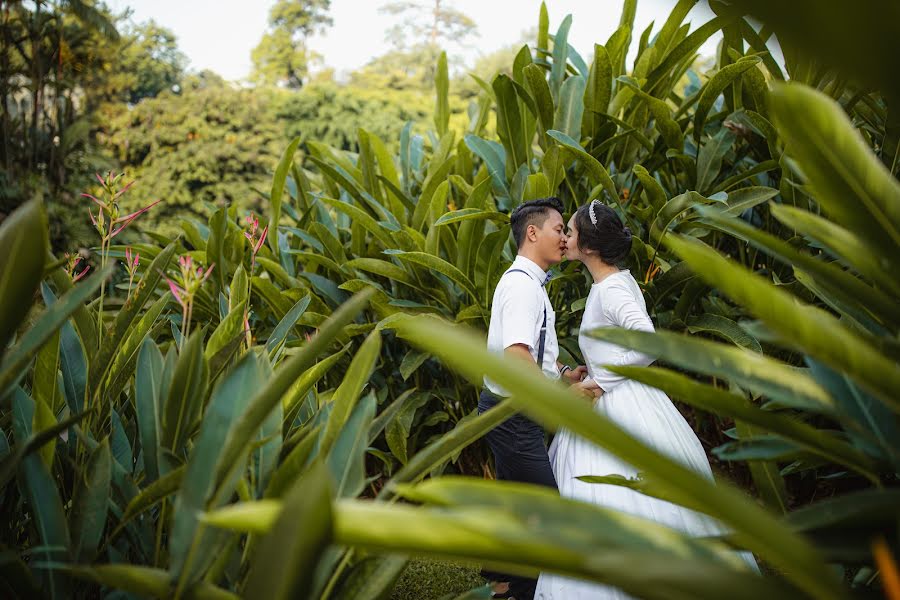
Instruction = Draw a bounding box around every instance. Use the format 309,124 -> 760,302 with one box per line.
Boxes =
589,199 -> 601,226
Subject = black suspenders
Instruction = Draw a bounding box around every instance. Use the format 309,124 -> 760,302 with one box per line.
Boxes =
504,269 -> 548,371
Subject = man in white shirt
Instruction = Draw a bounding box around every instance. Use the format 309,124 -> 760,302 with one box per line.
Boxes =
478,197 -> 586,600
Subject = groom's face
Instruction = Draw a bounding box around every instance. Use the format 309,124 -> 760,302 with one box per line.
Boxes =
532,210 -> 567,266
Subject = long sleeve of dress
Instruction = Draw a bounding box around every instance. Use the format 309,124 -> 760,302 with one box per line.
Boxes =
591,280 -> 656,392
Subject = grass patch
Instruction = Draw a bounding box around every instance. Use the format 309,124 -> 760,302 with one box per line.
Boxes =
390,558 -> 487,600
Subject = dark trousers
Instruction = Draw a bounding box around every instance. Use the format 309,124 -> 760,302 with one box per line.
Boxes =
478,390 -> 557,599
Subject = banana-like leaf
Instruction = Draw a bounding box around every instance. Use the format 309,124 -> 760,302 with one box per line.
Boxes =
769,83 -> 900,256
67,565 -> 236,600
693,57 -> 762,142
70,438 -> 111,562
769,203 -> 900,300
0,199 -> 47,363
686,314 -> 761,352
666,234 -> 900,412
650,190 -> 727,244
435,51 -> 450,136
320,331 -> 381,456
547,130 -> 617,202
328,394 -> 376,498
553,75 -> 586,141
589,327 -> 836,415
493,74 -> 528,173
88,241 -> 177,400
11,389 -> 70,599
0,263 -> 113,401
464,134 -> 509,197
389,315 -> 838,598
266,295 -> 310,356
549,14 -> 573,103
646,15 -> 736,95
160,330 -> 208,453
244,460 -> 333,600
583,44 -> 612,139
169,352 -> 262,587
213,290 -> 373,493
610,365 -> 880,482
386,250 -> 479,302
697,206 -> 900,328
434,209 -> 509,227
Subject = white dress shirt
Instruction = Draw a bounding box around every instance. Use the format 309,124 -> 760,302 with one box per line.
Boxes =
484,255 -> 560,396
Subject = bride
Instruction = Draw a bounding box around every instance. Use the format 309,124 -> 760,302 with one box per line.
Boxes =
534,200 -> 758,599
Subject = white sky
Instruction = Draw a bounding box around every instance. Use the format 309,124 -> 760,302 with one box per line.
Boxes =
107,0 -> 719,83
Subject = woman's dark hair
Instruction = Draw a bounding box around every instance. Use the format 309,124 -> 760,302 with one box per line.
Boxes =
510,196 -> 564,248
573,201 -> 632,264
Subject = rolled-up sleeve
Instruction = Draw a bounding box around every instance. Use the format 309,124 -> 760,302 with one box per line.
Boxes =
592,281 -> 656,392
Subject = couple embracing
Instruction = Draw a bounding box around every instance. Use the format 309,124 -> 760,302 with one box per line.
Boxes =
479,198 -> 758,599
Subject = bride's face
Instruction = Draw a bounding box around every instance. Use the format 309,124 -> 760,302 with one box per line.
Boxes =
564,215 -> 583,262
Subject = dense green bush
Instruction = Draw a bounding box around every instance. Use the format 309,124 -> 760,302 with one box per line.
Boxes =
2,1 -> 898,599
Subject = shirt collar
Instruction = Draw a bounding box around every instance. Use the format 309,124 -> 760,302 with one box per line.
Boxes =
512,255 -> 552,286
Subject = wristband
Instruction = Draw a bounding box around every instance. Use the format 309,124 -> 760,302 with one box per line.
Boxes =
559,365 -> 572,376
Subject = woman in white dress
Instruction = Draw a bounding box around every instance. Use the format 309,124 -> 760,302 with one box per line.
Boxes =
534,200 -> 758,599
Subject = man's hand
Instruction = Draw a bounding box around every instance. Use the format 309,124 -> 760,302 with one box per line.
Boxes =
561,364 -> 588,383
572,377 -> 604,401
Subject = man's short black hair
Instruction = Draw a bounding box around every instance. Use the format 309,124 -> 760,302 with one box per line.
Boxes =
510,197 -> 564,248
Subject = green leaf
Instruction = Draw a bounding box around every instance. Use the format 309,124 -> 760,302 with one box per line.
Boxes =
547,130 -> 617,202
523,63 -> 554,146
104,291 -> 170,402
736,421 -> 789,514
590,327 -> 836,415
331,554 -> 408,600
206,300 -> 247,361
0,263 -> 113,401
270,137 -> 302,255
385,393 -> 430,465
244,461 -> 333,600
170,352 -> 263,586
213,290 -> 373,493
693,57 -> 762,142
388,251 -> 478,301
389,316 -> 836,598
434,209 -> 510,227
493,74 -> 528,173
67,565 -> 237,600
646,15 -> 736,94
464,134 -> 509,197
266,295 -> 311,357
697,206 -> 900,328
345,258 -> 415,287
320,331 -> 381,456
88,241 -> 177,401
549,14 -> 573,103
335,492 -> 798,600
328,394 -> 376,498
650,190 -> 726,244
160,329 -> 209,453
70,438 -> 111,562
697,128 -> 737,194
553,75 -> 586,141
12,389 -> 70,599
207,207 -> 228,292
136,337 -> 163,482
686,314 -> 761,353
583,44 -> 612,139
435,52 -> 450,137
666,234 -> 900,412
0,199 -> 47,362
769,83 -> 900,254
318,196 -> 393,248
611,365 -> 880,483
769,203 -> 900,300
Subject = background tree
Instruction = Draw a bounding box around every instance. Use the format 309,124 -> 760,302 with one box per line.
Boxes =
250,0 -> 332,88
376,0 -> 476,87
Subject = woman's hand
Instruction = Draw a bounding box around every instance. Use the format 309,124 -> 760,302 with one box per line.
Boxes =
572,377 -> 602,400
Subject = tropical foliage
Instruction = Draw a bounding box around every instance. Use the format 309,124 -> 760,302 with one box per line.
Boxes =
1,0 -> 899,599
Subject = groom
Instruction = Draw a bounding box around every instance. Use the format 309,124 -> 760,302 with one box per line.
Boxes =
478,197 -> 586,599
